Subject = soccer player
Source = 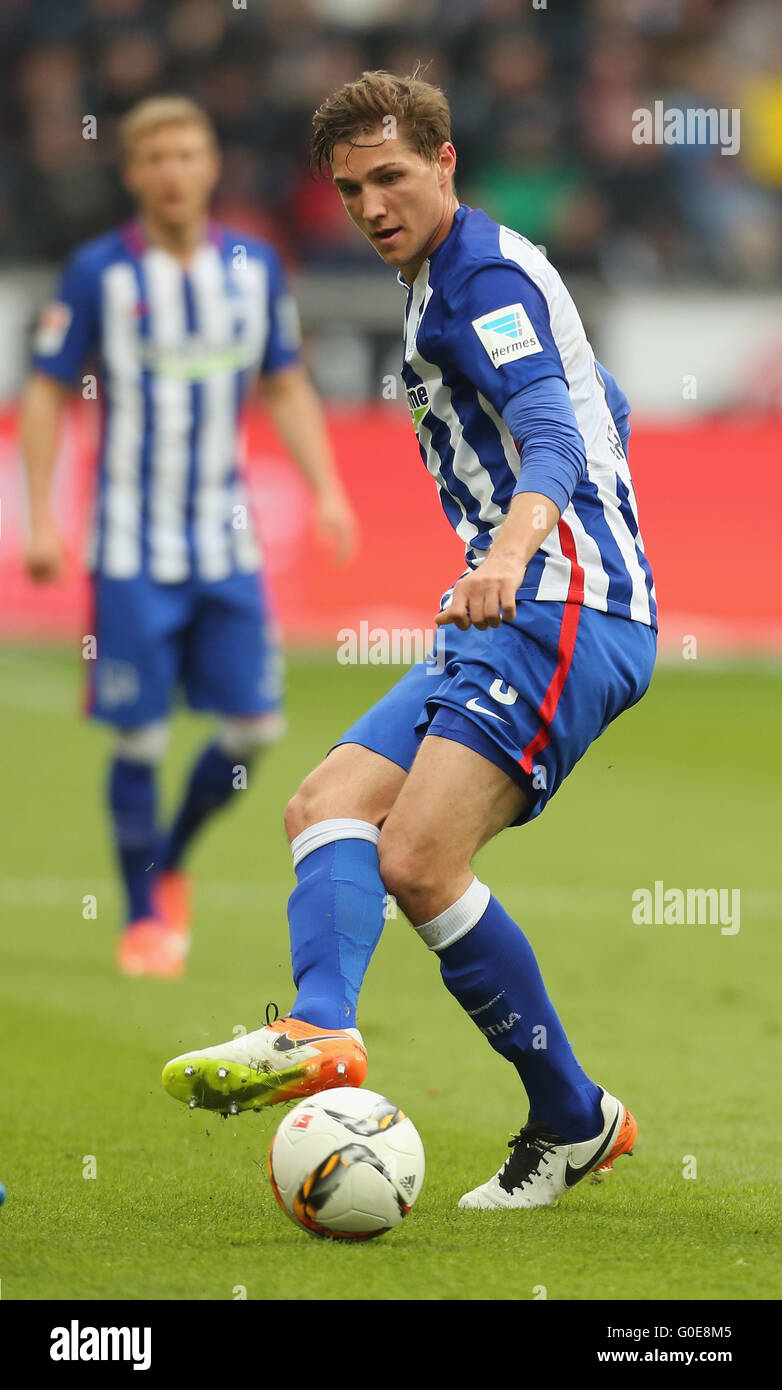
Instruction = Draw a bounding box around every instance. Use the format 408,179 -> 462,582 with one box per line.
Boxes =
21,96 -> 356,979
163,72 -> 656,1212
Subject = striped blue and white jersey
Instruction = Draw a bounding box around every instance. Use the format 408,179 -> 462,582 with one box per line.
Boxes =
33,221 -> 301,582
400,205 -> 656,627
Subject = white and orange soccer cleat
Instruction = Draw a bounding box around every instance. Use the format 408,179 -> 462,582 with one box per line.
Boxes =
162,1010 -> 368,1115
153,869 -> 192,956
458,1088 -> 637,1211
117,918 -> 187,979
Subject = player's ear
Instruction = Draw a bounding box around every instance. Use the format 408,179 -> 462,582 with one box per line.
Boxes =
437,141 -> 457,184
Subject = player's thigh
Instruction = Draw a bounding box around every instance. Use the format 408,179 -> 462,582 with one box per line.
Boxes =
286,658 -> 436,837
184,571 -> 281,716
86,574 -> 186,725
285,743 -> 408,838
378,734 -> 527,887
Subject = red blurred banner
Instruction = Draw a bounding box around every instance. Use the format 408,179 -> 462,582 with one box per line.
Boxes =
1,403 -> 781,653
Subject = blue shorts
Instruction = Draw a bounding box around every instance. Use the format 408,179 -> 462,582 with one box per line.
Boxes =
85,570 -> 282,727
334,600 -> 656,825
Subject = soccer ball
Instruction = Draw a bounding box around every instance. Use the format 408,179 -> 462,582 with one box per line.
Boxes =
268,1087 -> 425,1240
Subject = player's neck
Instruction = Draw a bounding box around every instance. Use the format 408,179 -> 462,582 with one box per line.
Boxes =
138,213 -> 209,266
399,195 -> 460,286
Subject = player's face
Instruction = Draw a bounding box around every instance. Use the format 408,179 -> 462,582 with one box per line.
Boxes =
331,130 -> 458,282
124,123 -> 220,230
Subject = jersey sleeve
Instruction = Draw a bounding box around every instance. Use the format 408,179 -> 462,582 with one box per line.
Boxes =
595,359 -> 631,457
503,377 -> 586,515
261,248 -> 302,376
442,262 -> 567,412
32,251 -> 101,386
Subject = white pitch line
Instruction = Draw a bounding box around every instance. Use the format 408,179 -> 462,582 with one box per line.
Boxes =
0,875 -> 778,917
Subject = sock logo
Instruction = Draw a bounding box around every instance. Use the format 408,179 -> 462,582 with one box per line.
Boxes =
480,1011 -> 521,1039
467,990 -> 505,1019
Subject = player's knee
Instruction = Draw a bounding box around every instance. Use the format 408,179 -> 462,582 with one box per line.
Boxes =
284,787 -> 307,842
113,720 -> 170,765
377,826 -> 439,906
284,756 -> 391,844
217,713 -> 285,760
284,766 -> 332,842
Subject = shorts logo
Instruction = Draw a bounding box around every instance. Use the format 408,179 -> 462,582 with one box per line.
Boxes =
466,697 -> 509,724
96,659 -> 140,709
471,304 -> 542,368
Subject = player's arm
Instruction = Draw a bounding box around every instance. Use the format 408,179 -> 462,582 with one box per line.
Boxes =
258,247 -> 357,564
20,255 -> 100,582
435,262 -> 584,631
258,363 -> 358,563
20,371 -> 72,581
439,493 -> 561,632
437,375 -> 584,630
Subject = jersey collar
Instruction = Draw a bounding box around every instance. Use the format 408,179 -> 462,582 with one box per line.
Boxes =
395,203 -> 471,292
125,217 -> 224,263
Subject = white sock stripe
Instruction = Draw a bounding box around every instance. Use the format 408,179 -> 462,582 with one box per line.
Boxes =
415,877 -> 491,951
291,818 -> 380,870
217,713 -> 286,757
113,719 -> 170,764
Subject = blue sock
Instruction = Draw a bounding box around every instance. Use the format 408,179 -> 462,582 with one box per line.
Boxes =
109,758 -> 162,925
288,822 -> 387,1030
162,742 -> 250,871
426,880 -> 603,1141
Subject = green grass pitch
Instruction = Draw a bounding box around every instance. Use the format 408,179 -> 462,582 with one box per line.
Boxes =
0,644 -> 780,1302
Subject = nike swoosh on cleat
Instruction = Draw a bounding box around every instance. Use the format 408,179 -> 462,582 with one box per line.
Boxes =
564,1104 -> 622,1187
272,1031 -> 348,1054
465,698 -> 510,724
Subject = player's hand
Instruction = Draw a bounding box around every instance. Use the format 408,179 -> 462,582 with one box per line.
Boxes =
25,517 -> 65,583
435,557 -> 525,631
315,486 -> 359,565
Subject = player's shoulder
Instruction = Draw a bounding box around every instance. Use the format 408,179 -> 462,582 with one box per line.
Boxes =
210,223 -> 287,270
64,226 -> 136,281
440,205 -> 552,293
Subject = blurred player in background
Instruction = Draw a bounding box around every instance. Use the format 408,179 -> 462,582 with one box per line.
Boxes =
163,72 -> 657,1215
21,96 -> 356,979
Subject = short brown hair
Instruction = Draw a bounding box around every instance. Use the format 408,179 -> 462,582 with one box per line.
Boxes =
311,69 -> 451,176
119,95 -> 218,158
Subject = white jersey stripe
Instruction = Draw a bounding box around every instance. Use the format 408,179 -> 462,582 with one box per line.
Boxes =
405,271 -> 480,549
145,249 -> 191,582
189,245 -> 235,581
101,262 -> 144,578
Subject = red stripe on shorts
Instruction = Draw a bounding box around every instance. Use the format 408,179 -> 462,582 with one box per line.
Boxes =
519,519 -> 585,775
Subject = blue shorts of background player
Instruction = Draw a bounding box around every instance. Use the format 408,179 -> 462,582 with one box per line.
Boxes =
86,569 -> 282,725
88,568 -> 285,952
334,598 -> 656,825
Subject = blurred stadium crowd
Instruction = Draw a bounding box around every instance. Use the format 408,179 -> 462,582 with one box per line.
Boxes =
1,0 -> 781,281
